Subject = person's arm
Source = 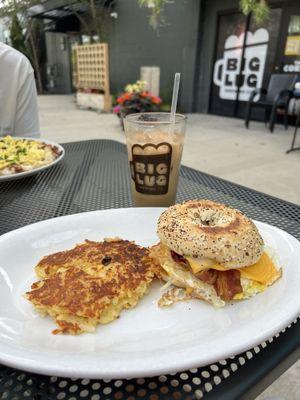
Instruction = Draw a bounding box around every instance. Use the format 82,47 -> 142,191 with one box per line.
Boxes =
14,59 -> 40,137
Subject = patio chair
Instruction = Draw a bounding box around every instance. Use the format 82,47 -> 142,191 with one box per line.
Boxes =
245,74 -> 298,133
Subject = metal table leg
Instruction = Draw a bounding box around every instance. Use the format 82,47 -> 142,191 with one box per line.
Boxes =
286,112 -> 300,153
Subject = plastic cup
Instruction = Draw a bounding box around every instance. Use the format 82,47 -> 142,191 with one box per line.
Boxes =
124,112 -> 187,207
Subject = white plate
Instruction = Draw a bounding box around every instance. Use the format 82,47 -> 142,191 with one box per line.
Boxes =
0,208 -> 299,379
0,137 -> 65,182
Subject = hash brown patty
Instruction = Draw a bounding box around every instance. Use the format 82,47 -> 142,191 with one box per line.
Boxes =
26,239 -> 161,334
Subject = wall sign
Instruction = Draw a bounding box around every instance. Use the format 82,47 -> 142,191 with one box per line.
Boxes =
213,28 -> 269,101
285,35 -> 300,56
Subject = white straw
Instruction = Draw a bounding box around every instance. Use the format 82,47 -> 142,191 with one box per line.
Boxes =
170,73 -> 181,125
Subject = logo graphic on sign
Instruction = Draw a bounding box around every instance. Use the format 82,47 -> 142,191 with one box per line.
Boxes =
283,60 -> 300,73
213,28 -> 269,101
130,142 -> 172,195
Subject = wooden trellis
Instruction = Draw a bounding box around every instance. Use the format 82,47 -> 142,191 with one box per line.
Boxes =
73,43 -> 111,111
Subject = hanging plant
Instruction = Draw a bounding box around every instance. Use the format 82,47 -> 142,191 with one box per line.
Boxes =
138,0 -> 271,31
239,0 -> 270,24
138,0 -> 172,30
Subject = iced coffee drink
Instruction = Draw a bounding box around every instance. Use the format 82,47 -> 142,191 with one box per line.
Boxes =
124,113 -> 186,207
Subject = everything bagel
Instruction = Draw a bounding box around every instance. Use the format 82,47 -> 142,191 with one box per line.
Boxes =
157,199 -> 264,269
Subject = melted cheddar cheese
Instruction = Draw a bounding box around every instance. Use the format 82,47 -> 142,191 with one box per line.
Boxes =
186,252 -> 281,285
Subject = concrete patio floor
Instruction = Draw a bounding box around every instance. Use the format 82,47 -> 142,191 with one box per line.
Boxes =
39,95 -> 300,399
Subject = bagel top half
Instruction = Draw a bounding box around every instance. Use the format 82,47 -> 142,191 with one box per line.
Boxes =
157,199 -> 264,269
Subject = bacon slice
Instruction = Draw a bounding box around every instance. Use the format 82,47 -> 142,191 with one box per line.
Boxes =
198,269 -> 242,301
197,269 -> 218,285
170,251 -> 243,301
216,270 -> 242,301
170,250 -> 190,267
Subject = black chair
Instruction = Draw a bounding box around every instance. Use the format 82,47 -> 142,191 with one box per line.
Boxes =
245,74 -> 298,133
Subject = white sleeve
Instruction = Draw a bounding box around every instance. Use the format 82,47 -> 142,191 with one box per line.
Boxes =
14,62 -> 40,138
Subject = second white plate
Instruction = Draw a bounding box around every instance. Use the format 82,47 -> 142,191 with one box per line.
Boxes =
0,137 -> 65,182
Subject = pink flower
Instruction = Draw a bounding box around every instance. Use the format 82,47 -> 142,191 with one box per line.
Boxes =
113,105 -> 121,114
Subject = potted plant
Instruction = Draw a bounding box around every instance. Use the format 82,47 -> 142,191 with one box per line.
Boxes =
113,80 -> 162,128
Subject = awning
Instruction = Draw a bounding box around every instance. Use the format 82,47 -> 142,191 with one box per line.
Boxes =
28,0 -> 114,20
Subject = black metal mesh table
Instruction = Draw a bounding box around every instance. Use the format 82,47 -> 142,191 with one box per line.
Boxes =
0,139 -> 299,400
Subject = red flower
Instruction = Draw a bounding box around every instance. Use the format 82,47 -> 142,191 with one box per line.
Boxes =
124,93 -> 132,100
151,95 -> 162,104
117,93 -> 133,104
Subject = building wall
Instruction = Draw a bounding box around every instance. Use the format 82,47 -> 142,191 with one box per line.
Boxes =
43,0 -> 296,111
105,0 -> 200,112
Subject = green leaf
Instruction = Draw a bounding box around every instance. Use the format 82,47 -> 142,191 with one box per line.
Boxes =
239,0 -> 270,24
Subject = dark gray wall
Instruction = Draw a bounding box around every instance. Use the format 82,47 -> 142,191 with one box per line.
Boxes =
105,0 -> 200,112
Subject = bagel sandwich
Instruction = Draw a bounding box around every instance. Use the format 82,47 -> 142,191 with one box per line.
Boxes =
150,200 -> 282,308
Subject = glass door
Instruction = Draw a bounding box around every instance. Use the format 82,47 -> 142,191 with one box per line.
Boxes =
210,8 -> 282,118
210,12 -> 247,116
236,8 -> 282,118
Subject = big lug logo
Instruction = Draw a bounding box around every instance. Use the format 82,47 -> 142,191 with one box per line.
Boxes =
213,28 -> 269,101
130,143 -> 172,195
